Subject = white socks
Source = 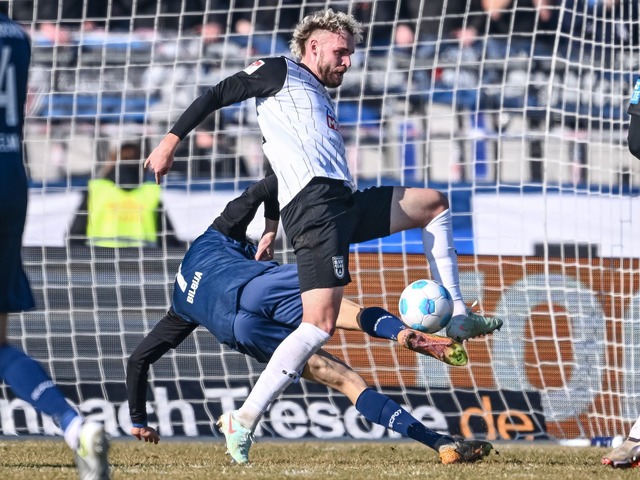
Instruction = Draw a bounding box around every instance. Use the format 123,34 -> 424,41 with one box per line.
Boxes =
63,415 -> 83,450
422,208 -> 467,316
235,322 -> 331,430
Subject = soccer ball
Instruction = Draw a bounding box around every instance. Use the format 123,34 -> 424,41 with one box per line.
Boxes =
398,279 -> 454,334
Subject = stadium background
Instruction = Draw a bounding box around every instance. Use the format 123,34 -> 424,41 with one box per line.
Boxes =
2,0 -> 640,444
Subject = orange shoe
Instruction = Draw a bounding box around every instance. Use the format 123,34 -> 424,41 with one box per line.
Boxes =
398,329 -> 468,366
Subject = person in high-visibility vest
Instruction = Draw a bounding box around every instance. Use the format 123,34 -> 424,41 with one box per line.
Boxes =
67,140 -> 183,249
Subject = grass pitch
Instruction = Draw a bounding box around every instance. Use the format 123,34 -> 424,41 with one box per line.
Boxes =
0,438 -> 638,479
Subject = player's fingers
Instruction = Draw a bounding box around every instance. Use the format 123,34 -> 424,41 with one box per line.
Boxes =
143,158 -> 150,169
155,171 -> 161,185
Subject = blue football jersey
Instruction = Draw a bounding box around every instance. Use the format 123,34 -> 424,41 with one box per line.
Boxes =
0,14 -> 31,233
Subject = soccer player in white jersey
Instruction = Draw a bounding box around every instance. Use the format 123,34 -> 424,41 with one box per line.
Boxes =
601,77 -> 640,469
144,8 -> 502,465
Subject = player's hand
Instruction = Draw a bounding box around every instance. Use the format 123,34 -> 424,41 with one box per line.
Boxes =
131,426 -> 160,444
255,231 -> 276,261
144,133 -> 180,184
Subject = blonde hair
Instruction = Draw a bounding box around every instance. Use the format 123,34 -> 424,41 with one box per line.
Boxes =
289,9 -> 363,59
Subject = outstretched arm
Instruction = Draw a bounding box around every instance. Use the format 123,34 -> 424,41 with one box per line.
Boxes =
127,312 -> 197,443
145,58 -> 288,183
144,133 -> 181,185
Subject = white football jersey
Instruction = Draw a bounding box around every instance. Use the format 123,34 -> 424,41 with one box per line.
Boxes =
169,56 -> 356,208
256,58 -> 356,207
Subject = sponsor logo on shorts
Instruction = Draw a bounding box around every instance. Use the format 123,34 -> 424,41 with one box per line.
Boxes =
332,256 -> 345,279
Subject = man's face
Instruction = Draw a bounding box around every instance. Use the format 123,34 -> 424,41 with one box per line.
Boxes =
306,30 -> 355,88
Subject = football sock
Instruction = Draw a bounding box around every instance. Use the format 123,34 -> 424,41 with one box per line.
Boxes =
422,208 -> 467,316
355,388 -> 445,450
358,307 -> 405,341
236,322 -> 330,430
0,345 -> 79,432
63,414 -> 84,450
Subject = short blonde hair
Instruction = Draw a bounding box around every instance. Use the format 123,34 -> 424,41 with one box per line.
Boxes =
289,9 -> 363,60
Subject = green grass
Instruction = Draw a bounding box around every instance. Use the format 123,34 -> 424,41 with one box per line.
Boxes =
0,439 -> 638,479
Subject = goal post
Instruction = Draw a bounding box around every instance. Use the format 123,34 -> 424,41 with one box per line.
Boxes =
4,0 -> 640,443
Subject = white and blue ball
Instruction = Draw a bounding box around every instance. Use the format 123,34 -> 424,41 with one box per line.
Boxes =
398,279 -> 454,334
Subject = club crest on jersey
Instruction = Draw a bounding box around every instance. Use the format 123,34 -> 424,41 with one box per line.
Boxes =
332,256 -> 345,279
326,107 -> 339,131
243,60 -> 265,75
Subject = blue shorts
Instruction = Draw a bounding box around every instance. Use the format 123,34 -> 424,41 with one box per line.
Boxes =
233,264 -> 303,363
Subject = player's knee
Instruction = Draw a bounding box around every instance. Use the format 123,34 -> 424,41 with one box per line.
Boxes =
428,189 -> 449,213
409,188 -> 449,226
301,315 -> 337,336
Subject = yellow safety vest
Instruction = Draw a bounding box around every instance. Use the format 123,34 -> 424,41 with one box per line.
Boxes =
86,179 -> 162,247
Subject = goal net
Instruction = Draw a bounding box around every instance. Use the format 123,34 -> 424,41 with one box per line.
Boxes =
4,0 -> 640,443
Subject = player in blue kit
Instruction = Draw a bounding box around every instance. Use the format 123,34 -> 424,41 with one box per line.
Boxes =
126,175 -> 493,465
0,11 -> 110,480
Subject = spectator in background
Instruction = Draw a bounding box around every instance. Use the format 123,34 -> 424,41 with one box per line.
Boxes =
88,0 -> 229,38
332,0 -> 398,56
67,140 -> 184,249
165,0 -> 229,42
479,0 -> 559,183
229,0 -> 301,55
394,0 -> 487,182
560,0 -> 637,59
482,0 -> 558,53
396,0 -> 486,54
19,0 -> 103,44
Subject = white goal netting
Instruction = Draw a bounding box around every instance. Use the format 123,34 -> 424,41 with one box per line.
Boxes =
3,0 -> 640,443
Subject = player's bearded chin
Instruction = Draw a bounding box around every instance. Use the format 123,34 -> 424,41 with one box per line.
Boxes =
319,63 -> 344,88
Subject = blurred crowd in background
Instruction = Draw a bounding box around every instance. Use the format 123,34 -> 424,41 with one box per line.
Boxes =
2,0 -> 638,185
